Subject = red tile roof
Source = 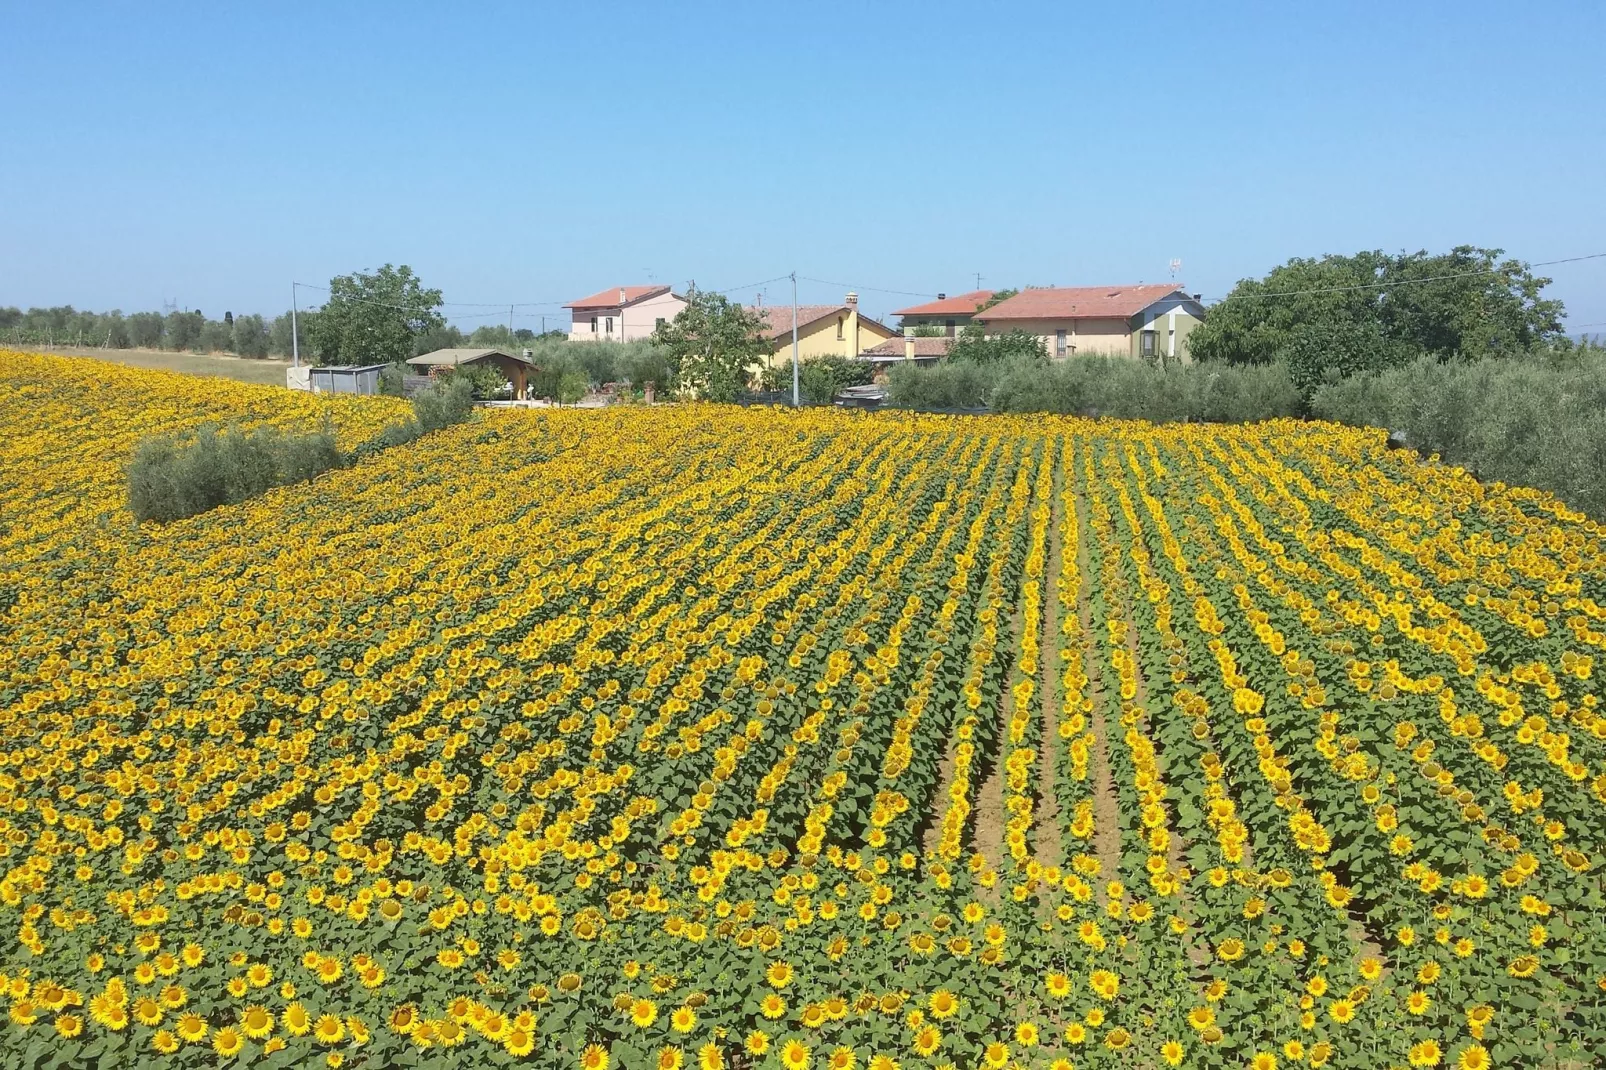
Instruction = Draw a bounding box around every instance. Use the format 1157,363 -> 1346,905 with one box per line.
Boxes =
747,305 -> 895,343
862,337 -> 951,358
565,285 -> 673,310
975,284 -> 1187,322
891,290 -> 995,317
749,304 -> 845,341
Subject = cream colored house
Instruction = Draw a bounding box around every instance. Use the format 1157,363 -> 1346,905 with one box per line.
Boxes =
973,285 -> 1206,363
747,293 -> 897,369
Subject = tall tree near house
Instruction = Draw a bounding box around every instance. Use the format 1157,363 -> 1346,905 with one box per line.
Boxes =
1191,247 -> 1565,392
308,264 -> 445,366
650,286 -> 769,402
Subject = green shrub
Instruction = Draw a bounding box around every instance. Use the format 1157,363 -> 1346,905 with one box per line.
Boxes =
378,362 -> 409,397
127,422 -> 344,523
886,358 -> 1003,410
797,356 -> 874,403
800,362 -> 837,404
557,371 -> 589,406
1311,348 -> 1606,518
413,377 -> 475,432
438,364 -> 509,400
888,354 -> 1303,420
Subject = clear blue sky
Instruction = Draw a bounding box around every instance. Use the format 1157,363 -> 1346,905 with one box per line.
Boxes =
3,0 -> 1603,331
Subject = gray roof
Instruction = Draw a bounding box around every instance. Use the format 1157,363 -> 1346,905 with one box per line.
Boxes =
407,348 -> 530,367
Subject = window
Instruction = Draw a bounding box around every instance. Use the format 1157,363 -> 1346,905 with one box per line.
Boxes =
946,318 -> 956,337
1056,329 -> 1067,358
590,316 -> 598,333
1141,329 -> 1157,357
606,317 -> 614,335
655,317 -> 665,330
836,317 -> 844,341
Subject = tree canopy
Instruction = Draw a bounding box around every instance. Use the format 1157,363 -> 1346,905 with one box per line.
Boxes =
945,325 -> 1048,365
1190,247 -> 1565,392
650,287 -> 769,402
309,264 -> 445,366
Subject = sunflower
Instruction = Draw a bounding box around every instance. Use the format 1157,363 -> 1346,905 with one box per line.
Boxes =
631,999 -> 659,1029
134,998 -> 163,1028
1161,1039 -> 1185,1066
745,1030 -> 771,1056
928,990 -> 958,1018
913,1026 -> 942,1057
1015,1021 -> 1039,1046
1327,999 -> 1355,1024
697,1041 -> 724,1070
1409,1039 -> 1442,1067
1251,1053 -> 1278,1070
781,1039 -> 811,1070
171,1011 -> 208,1044
232,1005 -> 271,1040
213,1027 -> 245,1058
982,1041 -> 1010,1068
284,1002 -> 311,1036
55,1014 -> 84,1039
580,1043 -> 611,1070
307,1014 -> 344,1046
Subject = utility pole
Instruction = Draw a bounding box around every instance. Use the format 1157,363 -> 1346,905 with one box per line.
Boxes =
975,272 -> 984,291
790,272 -> 799,408
291,283 -> 300,368
509,304 -> 515,342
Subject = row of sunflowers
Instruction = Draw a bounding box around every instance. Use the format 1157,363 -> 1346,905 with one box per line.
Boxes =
1,351 -> 1603,1068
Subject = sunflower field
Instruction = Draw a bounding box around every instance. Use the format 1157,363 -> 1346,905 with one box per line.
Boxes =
2,350 -> 1604,1070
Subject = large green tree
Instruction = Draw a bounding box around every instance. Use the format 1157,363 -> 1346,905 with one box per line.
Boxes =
309,264 -> 444,366
650,286 -> 769,402
1191,247 -> 1565,392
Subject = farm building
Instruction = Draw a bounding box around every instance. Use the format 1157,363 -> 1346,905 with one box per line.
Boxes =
565,285 -> 686,343
747,293 -> 897,369
306,364 -> 388,394
973,285 -> 1206,362
408,348 -> 535,399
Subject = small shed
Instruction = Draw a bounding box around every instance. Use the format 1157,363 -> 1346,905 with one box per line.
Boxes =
308,364 -> 389,395
407,348 -> 534,400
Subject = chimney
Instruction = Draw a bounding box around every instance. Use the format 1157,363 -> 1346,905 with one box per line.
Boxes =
844,293 -> 859,357
1192,293 -> 1202,302
618,287 -> 627,306
937,292 -> 946,300
904,336 -> 915,361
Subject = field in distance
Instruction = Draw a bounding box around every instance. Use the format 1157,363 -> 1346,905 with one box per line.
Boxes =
1,350 -> 1603,1070
18,344 -> 293,386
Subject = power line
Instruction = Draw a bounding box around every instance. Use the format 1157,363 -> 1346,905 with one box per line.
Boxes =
708,274 -> 792,296
292,281 -> 572,310
797,275 -> 939,300
1205,251 -> 1606,303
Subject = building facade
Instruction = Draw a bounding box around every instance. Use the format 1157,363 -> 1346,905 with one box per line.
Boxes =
748,293 -> 897,368
891,290 -> 995,338
565,286 -> 687,343
973,285 -> 1206,363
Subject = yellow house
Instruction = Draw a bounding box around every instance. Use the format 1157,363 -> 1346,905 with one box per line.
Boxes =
749,292 -> 897,369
